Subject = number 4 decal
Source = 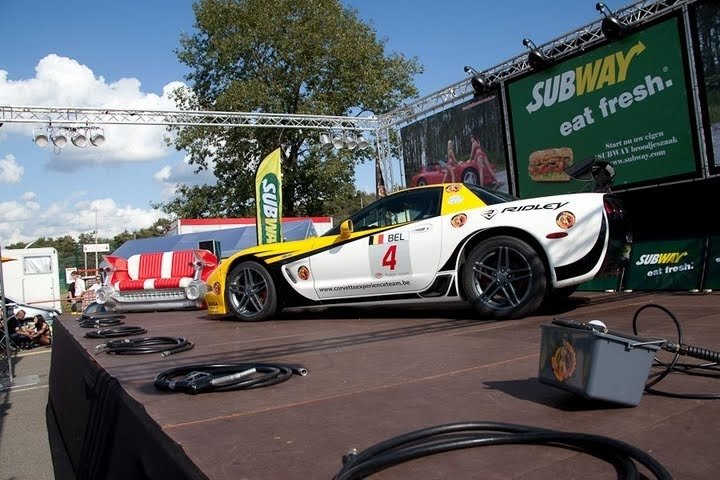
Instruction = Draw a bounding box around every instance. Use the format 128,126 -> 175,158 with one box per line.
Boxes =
382,245 -> 397,270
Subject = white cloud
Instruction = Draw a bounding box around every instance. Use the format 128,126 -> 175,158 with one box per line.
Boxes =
0,154 -> 23,183
153,155 -> 216,198
0,196 -> 165,246
0,54 -> 187,170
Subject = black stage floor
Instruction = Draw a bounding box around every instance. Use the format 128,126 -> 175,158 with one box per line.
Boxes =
47,292 -> 720,479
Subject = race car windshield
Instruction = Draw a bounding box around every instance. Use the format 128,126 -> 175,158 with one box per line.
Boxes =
464,184 -> 516,205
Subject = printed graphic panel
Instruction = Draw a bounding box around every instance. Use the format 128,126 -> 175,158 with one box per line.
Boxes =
507,17 -> 699,197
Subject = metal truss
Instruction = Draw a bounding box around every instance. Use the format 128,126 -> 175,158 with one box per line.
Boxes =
0,105 -> 379,131
381,0 -> 687,129
0,0 -> 697,195
0,0 -> 688,135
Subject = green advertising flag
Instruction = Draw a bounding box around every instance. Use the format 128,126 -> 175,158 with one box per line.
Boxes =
255,148 -> 283,245
624,238 -> 704,291
507,17 -> 697,197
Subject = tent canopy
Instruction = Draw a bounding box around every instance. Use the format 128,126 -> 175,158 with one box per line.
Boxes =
111,219 -> 317,260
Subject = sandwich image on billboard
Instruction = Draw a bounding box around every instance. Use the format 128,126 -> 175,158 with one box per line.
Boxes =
528,147 -> 573,182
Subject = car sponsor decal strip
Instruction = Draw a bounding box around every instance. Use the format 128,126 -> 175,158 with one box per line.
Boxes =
554,216 -> 607,281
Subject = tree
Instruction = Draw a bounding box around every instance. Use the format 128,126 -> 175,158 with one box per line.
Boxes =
159,0 -> 422,219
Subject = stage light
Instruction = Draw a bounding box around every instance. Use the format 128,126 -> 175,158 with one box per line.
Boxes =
51,129 -> 68,147
332,133 -> 344,149
356,134 -> 369,150
564,155 -> 616,193
345,132 -> 358,150
71,129 -> 88,147
596,2 -> 626,40
465,65 -> 492,97
321,130 -> 370,151
90,129 -> 105,146
523,38 -> 548,70
319,132 -> 333,151
33,129 -> 49,147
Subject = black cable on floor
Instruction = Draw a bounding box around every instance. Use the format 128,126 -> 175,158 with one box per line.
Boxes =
84,326 -> 147,339
331,422 -> 672,480
154,362 -> 308,394
94,336 -> 193,356
633,303 -> 720,400
80,313 -> 126,322
79,318 -> 125,328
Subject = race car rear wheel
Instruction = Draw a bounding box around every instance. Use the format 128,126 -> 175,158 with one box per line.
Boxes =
462,236 -> 546,319
417,178 -> 427,186
226,260 -> 278,321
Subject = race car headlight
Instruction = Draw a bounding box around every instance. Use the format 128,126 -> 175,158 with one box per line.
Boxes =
186,280 -> 207,301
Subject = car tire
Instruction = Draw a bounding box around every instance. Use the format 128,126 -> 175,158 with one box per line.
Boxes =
461,168 -> 479,185
462,236 -> 547,319
226,260 -> 278,321
417,178 -> 427,186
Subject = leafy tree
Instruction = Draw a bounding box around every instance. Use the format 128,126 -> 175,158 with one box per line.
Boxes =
159,0 -> 422,219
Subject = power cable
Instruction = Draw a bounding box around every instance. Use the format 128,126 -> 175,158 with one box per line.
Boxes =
154,362 -> 308,394
94,336 -> 193,357
331,422 -> 672,480
632,303 -> 720,400
84,326 -> 147,339
79,317 -> 124,328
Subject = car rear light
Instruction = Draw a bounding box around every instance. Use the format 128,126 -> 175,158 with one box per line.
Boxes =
603,195 -> 623,218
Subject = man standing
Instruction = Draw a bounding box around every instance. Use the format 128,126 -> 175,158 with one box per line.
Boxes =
69,271 -> 86,313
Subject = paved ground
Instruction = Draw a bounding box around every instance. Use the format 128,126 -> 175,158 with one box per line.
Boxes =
0,346 -> 54,480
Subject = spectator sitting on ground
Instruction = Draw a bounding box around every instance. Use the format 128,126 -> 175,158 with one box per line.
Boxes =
6,309 -> 32,349
27,314 -> 51,348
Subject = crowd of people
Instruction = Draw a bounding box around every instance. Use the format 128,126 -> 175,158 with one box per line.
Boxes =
1,269 -> 100,352
66,271 -> 102,313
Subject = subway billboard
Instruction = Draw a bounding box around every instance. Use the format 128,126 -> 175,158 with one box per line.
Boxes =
506,16 -> 700,197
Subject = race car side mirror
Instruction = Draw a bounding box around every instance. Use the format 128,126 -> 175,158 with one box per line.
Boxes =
339,220 -> 354,239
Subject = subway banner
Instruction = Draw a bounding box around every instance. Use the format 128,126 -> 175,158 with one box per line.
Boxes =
400,95 -> 509,194
507,17 -> 698,198
576,272 -> 622,292
624,238 -> 704,291
702,236 -> 720,291
255,148 -> 282,245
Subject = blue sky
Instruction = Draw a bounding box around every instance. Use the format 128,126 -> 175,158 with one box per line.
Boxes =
0,0 -> 610,244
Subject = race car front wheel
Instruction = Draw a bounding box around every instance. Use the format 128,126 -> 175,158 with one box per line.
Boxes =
226,260 -> 278,321
462,236 -> 546,319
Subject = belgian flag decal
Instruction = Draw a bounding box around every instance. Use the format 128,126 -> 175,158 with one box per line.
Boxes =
369,234 -> 385,245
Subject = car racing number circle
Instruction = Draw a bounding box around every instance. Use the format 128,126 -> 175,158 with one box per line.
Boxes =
368,232 -> 412,287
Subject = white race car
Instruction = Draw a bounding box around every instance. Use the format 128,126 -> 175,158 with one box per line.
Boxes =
204,183 -> 630,321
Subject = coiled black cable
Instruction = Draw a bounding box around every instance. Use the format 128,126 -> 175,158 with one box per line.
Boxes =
154,362 -> 308,394
633,303 -> 720,400
79,317 -> 125,328
331,422 -> 672,480
94,336 -> 193,356
81,312 -> 126,321
84,326 -> 147,339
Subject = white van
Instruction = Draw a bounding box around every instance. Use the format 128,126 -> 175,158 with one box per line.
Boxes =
1,247 -> 62,311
